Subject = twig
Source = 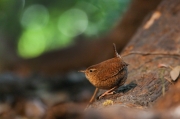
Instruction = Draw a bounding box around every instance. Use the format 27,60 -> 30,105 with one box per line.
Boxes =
168,65 -> 174,70
158,64 -> 173,70
122,51 -> 180,57
164,77 -> 174,85
160,69 -> 165,96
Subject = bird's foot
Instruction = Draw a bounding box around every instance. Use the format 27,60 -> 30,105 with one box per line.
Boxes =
98,91 -> 116,99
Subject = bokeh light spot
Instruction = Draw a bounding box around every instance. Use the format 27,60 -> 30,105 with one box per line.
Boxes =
18,29 -> 46,58
58,8 -> 88,37
21,4 -> 49,30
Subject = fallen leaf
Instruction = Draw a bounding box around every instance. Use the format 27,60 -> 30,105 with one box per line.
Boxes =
170,66 -> 180,81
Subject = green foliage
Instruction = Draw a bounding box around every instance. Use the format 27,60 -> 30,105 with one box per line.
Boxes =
1,0 -> 131,58
58,8 -> 88,37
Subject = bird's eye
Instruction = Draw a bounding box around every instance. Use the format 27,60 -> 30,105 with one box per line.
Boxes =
89,69 -> 93,72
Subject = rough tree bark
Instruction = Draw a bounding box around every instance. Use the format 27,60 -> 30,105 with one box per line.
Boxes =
45,0 -> 180,118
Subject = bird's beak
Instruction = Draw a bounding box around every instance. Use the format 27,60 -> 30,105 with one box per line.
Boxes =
79,70 -> 85,73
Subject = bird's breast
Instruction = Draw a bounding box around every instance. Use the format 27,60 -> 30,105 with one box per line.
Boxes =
88,67 -> 127,89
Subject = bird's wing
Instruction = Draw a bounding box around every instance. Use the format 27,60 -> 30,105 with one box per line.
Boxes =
97,59 -> 127,81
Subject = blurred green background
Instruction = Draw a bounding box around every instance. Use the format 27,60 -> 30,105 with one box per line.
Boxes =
0,0 -> 131,59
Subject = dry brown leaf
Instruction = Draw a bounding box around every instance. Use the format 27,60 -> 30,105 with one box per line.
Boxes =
170,66 -> 180,81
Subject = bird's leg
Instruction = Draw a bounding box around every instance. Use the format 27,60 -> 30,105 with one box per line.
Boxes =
89,88 -> 99,104
98,86 -> 118,99
85,88 -> 99,109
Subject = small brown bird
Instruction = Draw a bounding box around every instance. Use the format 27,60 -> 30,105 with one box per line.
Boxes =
80,43 -> 128,105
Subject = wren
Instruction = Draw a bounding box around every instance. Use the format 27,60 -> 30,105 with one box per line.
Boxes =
80,43 -> 128,106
